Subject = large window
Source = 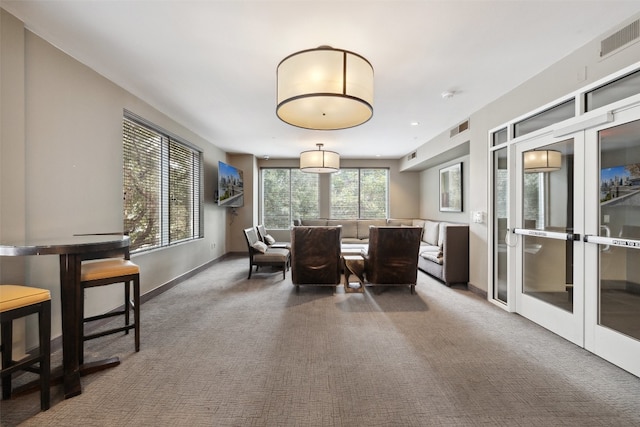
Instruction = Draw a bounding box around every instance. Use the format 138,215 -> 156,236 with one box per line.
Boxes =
331,168 -> 388,218
262,168 -> 319,229
123,112 -> 203,253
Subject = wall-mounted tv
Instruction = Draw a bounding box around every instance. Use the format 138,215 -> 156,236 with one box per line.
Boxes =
218,161 -> 244,207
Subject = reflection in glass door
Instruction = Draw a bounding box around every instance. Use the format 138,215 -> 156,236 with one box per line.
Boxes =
515,136 -> 584,346
521,139 -> 575,312
584,115 -> 640,377
597,121 -> 640,341
587,121 -> 640,340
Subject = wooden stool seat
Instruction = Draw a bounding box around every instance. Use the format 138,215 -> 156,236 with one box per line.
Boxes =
81,259 -> 139,281
1,284 -> 51,411
0,286 -> 51,311
80,258 -> 140,364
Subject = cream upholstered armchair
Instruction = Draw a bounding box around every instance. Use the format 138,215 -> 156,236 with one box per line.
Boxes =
256,224 -> 291,250
243,227 -> 290,279
290,226 -> 342,293
362,226 -> 422,294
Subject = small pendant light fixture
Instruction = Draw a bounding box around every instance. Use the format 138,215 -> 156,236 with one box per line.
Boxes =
277,46 -> 374,130
299,144 -> 340,173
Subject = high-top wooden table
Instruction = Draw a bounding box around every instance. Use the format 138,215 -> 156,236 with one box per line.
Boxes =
0,234 -> 130,398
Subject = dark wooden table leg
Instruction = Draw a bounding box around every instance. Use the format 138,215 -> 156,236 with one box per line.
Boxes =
59,253 -> 82,398
59,253 -> 121,398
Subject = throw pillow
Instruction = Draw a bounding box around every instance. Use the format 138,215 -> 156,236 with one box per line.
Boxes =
423,221 -> 439,246
252,241 -> 268,253
438,223 -> 447,248
264,234 -> 276,245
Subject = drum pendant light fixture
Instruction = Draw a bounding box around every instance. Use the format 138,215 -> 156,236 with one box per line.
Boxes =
524,150 -> 562,173
277,46 -> 374,130
299,144 -> 340,173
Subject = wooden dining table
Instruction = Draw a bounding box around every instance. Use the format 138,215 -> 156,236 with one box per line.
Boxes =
0,234 -> 130,399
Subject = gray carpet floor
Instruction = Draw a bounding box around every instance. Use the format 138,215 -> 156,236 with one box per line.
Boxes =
2,255 -> 640,426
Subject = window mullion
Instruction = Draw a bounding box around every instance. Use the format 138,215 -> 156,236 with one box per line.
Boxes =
161,137 -> 169,246
358,169 -> 362,218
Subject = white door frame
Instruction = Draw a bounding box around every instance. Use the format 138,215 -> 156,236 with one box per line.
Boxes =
513,133 -> 585,346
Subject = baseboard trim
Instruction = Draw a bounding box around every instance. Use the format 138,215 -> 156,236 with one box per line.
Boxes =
141,253 -> 231,303
467,282 -> 487,299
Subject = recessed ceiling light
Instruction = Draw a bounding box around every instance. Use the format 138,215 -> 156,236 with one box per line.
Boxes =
410,122 -> 420,126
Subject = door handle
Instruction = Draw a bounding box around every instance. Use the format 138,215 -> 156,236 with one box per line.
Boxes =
513,228 -> 579,241
584,234 -> 640,249
599,225 -> 611,251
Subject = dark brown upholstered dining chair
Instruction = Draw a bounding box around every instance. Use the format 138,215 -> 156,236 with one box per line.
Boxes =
362,226 -> 422,294
290,226 -> 342,293
243,227 -> 290,279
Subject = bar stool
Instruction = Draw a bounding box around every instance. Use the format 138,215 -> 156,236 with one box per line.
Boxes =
80,256 -> 140,364
0,285 -> 51,411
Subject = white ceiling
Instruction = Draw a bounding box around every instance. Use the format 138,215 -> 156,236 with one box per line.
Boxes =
4,1 -> 640,160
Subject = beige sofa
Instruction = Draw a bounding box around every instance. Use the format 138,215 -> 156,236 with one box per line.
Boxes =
293,218 -> 469,286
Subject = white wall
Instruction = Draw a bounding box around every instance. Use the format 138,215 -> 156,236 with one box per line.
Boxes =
0,10 -> 27,284
0,10 -> 227,346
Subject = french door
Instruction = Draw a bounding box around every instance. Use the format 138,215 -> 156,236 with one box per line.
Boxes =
514,135 -> 585,346
508,105 -> 640,376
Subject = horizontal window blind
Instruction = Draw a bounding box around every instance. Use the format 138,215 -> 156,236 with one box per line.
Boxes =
331,168 -> 388,219
123,113 -> 203,253
331,169 -> 359,218
360,169 -> 388,219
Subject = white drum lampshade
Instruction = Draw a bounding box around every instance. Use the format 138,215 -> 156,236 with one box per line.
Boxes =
277,46 -> 373,130
299,144 -> 340,173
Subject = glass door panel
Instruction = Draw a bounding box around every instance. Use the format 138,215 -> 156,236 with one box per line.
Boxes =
521,139 -> 575,312
515,135 -> 584,346
493,148 -> 508,303
596,119 -> 640,341
584,112 -> 640,378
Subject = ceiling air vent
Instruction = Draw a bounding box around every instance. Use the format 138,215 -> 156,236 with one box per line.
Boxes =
407,151 -> 417,161
450,119 -> 470,138
600,19 -> 640,58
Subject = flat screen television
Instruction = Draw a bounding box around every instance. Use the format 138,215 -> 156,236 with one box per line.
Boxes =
217,161 -> 244,207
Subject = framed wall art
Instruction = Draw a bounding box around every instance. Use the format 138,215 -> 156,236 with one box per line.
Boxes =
439,163 -> 463,212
